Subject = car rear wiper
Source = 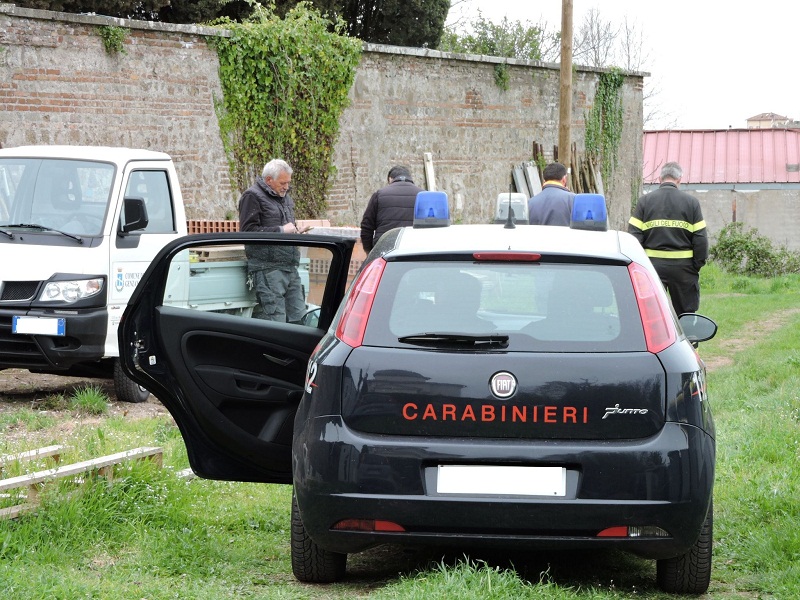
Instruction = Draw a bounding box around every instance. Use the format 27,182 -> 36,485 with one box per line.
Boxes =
0,228 -> 13,239
398,333 -> 509,348
4,223 -> 83,244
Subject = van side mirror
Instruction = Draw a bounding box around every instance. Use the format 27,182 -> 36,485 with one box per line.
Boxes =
120,196 -> 149,234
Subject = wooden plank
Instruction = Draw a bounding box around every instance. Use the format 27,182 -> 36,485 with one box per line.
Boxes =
0,447 -> 163,493
423,152 -> 436,191
523,162 -> 542,195
512,165 -> 530,197
0,445 -> 65,472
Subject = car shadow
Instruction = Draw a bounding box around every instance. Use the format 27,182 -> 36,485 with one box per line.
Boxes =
337,543 -> 658,594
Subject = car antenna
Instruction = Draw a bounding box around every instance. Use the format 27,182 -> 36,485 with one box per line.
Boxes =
504,182 -> 516,229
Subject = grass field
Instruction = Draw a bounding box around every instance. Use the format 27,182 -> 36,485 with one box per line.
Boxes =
0,263 -> 798,599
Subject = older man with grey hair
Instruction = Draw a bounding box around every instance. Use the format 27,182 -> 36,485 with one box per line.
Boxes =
628,161 -> 708,315
238,158 -> 311,322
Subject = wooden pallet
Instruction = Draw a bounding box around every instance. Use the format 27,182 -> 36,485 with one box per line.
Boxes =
0,446 -> 163,520
0,444 -> 66,474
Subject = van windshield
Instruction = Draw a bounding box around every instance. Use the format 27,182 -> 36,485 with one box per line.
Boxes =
0,158 -> 116,236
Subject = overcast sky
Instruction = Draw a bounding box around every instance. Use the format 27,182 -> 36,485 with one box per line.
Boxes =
448,0 -> 799,130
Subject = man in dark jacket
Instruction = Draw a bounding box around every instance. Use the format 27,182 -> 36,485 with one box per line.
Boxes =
360,165 -> 423,253
628,161 -> 708,315
238,159 -> 311,322
527,162 -> 575,226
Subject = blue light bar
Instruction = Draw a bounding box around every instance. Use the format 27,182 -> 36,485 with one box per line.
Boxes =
570,193 -> 608,231
413,191 -> 450,228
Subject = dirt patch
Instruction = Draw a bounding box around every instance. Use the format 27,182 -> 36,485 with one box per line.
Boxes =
700,307 -> 800,372
0,369 -> 169,444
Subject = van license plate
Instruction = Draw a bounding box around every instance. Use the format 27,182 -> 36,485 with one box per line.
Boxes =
12,316 -> 66,336
437,465 -> 566,496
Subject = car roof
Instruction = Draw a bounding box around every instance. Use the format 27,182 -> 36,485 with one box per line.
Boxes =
0,145 -> 172,163
386,224 -> 644,262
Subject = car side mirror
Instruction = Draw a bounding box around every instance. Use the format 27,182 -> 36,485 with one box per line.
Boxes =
120,196 -> 149,235
678,314 -> 717,344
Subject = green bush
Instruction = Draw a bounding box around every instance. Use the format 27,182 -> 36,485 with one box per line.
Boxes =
709,222 -> 800,277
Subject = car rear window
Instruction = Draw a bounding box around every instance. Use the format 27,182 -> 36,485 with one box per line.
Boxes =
362,261 -> 647,351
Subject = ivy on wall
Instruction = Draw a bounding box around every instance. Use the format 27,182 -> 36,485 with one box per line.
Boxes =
210,3 -> 361,218
585,68 -> 624,188
97,25 -> 128,54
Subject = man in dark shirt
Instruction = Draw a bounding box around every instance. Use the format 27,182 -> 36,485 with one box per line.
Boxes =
628,161 -> 708,315
238,159 -> 311,322
527,162 -> 575,226
360,165 -> 423,253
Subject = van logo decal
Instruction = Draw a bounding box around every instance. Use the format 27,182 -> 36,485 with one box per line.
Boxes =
603,404 -> 649,419
490,372 -> 517,399
115,268 -> 124,293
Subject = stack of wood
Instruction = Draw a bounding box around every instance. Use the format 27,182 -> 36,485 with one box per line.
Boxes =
515,142 -> 604,197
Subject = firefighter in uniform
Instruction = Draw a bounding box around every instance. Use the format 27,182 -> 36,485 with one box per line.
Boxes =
628,161 -> 708,315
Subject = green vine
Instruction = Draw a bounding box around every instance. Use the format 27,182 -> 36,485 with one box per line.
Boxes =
97,25 -> 128,55
585,68 -> 624,187
493,64 -> 510,91
210,2 -> 361,218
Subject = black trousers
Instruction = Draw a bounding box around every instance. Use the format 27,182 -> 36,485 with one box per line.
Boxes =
650,258 -> 700,316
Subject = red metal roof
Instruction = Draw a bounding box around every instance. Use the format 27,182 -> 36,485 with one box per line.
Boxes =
642,129 -> 800,185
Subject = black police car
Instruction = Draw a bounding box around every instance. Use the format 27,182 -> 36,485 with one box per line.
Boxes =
120,193 -> 717,594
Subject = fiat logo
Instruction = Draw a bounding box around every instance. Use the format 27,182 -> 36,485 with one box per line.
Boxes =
490,372 -> 517,399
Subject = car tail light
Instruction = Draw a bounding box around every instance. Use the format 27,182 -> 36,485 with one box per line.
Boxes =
335,258 -> 386,348
628,262 -> 676,353
332,519 -> 405,532
597,526 -> 670,538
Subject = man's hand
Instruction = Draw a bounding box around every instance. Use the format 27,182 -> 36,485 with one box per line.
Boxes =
282,223 -> 298,233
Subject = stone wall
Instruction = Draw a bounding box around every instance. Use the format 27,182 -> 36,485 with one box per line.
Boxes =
0,4 -> 644,229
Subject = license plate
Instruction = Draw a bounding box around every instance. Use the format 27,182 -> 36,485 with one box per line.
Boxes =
12,316 -> 66,336
437,465 -> 566,496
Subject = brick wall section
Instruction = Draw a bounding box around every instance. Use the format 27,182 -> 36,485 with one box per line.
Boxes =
0,5 -> 644,230
0,6 -> 235,219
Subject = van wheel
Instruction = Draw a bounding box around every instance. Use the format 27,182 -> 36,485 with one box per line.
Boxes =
291,492 -> 346,583
113,359 -> 150,404
657,499 -> 713,594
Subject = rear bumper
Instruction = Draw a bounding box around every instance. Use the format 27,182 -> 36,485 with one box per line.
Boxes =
0,308 -> 108,370
292,418 -> 714,558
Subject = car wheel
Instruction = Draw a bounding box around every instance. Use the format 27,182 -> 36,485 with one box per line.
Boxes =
113,359 -> 151,404
291,491 -> 346,583
657,499 -> 713,594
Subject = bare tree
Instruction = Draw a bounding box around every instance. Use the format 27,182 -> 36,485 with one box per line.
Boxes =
573,8 -> 616,68
614,16 -> 676,129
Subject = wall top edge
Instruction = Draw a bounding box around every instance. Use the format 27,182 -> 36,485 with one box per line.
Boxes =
0,2 -> 231,38
0,3 -> 647,78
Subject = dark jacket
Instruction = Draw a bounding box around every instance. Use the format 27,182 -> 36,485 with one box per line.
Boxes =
527,182 -> 576,226
238,177 -> 299,271
360,180 -> 423,253
628,182 -> 708,271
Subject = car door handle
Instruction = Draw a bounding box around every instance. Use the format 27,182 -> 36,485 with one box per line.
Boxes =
263,353 -> 295,367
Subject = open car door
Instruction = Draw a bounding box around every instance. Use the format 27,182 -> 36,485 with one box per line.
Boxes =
118,232 -> 355,484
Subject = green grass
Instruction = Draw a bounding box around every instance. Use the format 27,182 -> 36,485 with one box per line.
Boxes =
1,264 -> 800,598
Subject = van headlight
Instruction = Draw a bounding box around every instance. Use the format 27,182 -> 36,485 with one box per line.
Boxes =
40,278 -> 104,303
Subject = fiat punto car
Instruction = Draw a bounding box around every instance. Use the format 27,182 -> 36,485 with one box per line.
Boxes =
120,193 -> 717,594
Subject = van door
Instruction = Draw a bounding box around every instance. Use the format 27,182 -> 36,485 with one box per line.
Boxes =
108,165 -> 183,356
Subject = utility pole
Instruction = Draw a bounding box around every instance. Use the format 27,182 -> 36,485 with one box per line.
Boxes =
559,0 -> 573,169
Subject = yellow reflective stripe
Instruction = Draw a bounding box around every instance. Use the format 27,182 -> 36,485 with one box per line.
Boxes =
645,249 -> 694,259
637,219 -> 706,233
628,216 -> 643,229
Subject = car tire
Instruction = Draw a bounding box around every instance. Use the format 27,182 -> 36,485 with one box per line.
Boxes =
113,359 -> 151,404
291,491 -> 346,583
657,499 -> 713,594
